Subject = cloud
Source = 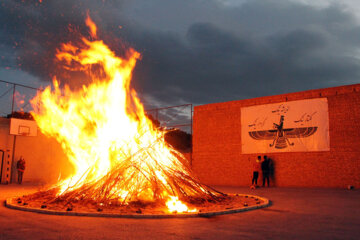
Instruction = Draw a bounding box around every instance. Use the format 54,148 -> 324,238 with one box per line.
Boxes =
0,0 -> 127,88
1,0 -> 360,107
125,0 -> 360,105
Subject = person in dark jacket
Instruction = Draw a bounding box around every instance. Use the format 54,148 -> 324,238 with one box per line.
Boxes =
262,155 -> 270,187
16,156 -> 25,184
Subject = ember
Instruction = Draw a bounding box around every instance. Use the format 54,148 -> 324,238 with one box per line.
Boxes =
27,14 -> 226,213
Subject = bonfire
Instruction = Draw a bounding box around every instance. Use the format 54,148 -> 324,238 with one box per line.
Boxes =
26,14 -> 228,214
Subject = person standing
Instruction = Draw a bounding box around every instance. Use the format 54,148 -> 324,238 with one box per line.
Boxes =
251,156 -> 262,188
262,155 -> 270,187
16,156 -> 25,184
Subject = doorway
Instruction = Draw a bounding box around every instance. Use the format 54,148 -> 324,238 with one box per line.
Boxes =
0,150 -> 4,183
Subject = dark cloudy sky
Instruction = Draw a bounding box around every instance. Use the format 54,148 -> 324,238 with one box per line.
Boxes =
1,0 -> 360,109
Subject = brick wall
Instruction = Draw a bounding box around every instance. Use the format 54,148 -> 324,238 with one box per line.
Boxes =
193,84 -> 360,188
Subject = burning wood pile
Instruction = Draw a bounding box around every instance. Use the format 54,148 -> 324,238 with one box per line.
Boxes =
24,15 -> 229,214
23,138 -> 226,214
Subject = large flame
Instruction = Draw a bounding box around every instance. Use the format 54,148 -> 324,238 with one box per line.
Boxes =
30,16 -> 215,213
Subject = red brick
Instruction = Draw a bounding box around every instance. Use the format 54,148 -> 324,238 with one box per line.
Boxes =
193,84 -> 360,188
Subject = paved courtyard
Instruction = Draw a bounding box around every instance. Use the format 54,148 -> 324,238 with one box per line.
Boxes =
1,184 -> 359,240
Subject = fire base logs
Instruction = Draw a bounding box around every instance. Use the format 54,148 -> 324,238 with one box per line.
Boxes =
7,193 -> 269,217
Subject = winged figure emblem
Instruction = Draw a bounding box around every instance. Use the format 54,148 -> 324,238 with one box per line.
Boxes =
248,115 -> 317,149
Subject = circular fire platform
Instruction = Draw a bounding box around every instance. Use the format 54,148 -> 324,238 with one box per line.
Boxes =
5,194 -> 269,218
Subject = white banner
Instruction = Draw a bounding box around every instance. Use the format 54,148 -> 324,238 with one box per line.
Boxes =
241,98 -> 330,153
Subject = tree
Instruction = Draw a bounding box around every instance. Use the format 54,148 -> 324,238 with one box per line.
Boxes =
164,129 -> 192,153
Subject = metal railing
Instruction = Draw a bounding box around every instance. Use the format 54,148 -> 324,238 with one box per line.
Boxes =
145,103 -> 193,165
0,80 -> 193,165
145,103 -> 193,134
0,79 -> 42,118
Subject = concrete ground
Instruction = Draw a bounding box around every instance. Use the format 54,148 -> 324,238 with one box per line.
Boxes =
0,184 -> 359,240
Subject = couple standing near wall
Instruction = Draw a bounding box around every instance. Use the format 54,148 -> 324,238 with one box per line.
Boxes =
251,155 -> 273,188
